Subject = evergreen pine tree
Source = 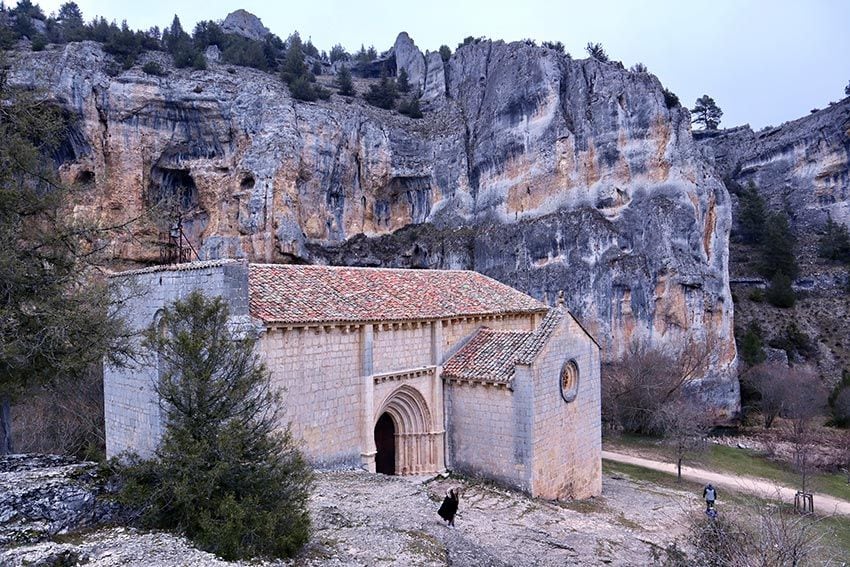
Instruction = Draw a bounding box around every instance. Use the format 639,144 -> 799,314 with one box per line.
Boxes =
691,95 -> 723,130
336,65 -> 354,96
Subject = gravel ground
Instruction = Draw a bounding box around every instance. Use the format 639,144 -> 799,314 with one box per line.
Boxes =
1,468 -> 697,566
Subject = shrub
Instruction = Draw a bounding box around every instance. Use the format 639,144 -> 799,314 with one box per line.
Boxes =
438,45 -> 451,62
748,288 -> 764,303
735,181 -> 767,245
630,62 -> 647,73
829,370 -> 850,427
737,320 -> 766,366
329,43 -> 349,63
142,61 -> 167,76
585,42 -> 609,62
30,33 -> 46,51
760,211 -> 798,280
542,41 -> 564,53
662,88 -> 679,109
398,98 -> 423,118
336,65 -> 354,96
818,216 -> 850,263
765,272 -> 795,308
397,67 -> 410,93
311,61 -> 322,76
364,77 -> 398,110
118,291 -> 312,560
288,75 -> 317,101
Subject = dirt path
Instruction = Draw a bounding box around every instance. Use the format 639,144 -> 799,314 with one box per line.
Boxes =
602,450 -> 850,517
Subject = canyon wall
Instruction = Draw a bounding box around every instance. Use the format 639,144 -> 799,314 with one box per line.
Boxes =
7,35 -> 738,416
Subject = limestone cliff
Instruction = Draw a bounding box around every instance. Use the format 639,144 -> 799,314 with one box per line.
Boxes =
6,36 -> 738,415
697,99 -> 850,234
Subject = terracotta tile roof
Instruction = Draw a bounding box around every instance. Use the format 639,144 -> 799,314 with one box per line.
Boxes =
443,309 -> 565,384
247,264 -> 547,324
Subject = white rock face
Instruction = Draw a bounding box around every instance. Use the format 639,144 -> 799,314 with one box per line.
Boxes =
221,9 -> 270,41
422,51 -> 446,103
393,32 -> 426,94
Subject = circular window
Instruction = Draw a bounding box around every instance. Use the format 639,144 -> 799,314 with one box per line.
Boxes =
560,360 -> 579,403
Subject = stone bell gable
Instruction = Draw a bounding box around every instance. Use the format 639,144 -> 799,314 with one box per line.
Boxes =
104,260 -> 601,500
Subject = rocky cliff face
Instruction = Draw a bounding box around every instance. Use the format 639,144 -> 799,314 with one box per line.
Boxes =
7,35 -> 738,415
696,99 -> 850,233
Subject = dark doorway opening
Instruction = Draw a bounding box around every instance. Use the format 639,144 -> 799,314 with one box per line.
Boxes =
374,412 -> 396,475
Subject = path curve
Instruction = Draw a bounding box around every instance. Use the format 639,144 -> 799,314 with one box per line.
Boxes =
602,450 -> 850,517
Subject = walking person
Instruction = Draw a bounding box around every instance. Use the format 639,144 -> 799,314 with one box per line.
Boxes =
703,483 -> 717,512
438,488 -> 460,527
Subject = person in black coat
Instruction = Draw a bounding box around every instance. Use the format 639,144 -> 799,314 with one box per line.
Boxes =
438,488 -> 460,526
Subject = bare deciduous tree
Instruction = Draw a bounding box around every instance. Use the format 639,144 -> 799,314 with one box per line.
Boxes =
783,366 -> 828,496
602,338 -> 713,434
686,498 -> 828,566
655,400 -> 712,482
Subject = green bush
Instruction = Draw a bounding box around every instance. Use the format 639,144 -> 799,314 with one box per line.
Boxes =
336,66 -> 354,96
364,77 -> 398,109
760,211 -> 798,280
142,61 -> 167,76
397,68 -> 410,93
818,216 -> 850,263
438,45 -> 451,62
118,291 -> 312,560
737,321 -> 766,366
765,272 -> 795,308
748,288 -> 765,303
398,98 -> 423,118
30,33 -> 46,51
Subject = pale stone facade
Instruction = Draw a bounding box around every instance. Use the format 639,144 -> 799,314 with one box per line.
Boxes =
105,260 -> 602,499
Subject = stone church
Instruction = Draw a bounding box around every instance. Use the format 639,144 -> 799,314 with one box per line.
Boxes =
105,259 -> 601,499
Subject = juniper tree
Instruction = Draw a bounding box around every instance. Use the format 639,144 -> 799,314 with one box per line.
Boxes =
736,181 -> 767,245
691,94 -> 723,130
121,291 -> 312,560
0,57 -> 131,454
760,211 -> 798,280
336,65 -> 354,96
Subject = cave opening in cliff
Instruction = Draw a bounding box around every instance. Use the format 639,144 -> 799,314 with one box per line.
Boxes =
75,170 -> 95,186
148,165 -> 199,211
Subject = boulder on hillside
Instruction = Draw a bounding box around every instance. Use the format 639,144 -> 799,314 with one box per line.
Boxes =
221,9 -> 270,41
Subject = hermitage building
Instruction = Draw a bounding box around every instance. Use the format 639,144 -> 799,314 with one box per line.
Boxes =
104,260 -> 601,499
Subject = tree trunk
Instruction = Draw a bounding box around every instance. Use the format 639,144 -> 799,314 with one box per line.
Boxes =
0,395 -> 12,455
677,456 -> 682,482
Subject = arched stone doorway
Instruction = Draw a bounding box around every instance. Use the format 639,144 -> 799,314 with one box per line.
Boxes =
374,412 -> 396,475
376,385 -> 439,475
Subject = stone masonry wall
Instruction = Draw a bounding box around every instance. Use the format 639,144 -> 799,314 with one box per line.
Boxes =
372,323 -> 432,374
530,315 -> 601,499
104,260 -> 250,458
259,326 -> 363,468
444,382 -> 530,490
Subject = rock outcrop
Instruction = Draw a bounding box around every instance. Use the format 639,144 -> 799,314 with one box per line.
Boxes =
0,454 -> 119,546
696,99 -> 850,232
220,9 -> 270,41
7,36 -> 738,415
